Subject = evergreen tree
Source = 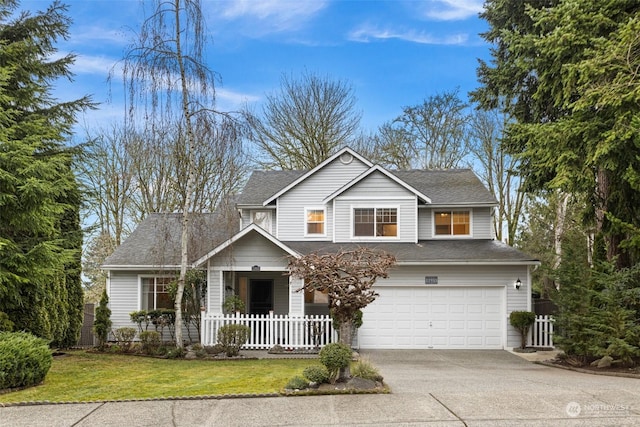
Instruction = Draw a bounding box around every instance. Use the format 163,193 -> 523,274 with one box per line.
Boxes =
473,0 -> 640,268
0,0 -> 92,342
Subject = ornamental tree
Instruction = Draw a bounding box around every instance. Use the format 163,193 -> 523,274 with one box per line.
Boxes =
288,247 -> 396,350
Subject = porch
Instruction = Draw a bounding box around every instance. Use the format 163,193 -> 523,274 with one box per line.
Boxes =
201,312 -> 337,349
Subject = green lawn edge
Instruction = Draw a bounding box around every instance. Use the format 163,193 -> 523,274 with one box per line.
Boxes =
0,350 -> 389,405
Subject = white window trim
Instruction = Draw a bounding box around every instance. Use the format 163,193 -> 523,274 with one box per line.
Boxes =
304,206 -> 327,238
431,209 -> 473,238
138,274 -> 175,310
350,204 -> 401,240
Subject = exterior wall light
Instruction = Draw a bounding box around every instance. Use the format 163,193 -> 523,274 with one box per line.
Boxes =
514,278 -> 522,290
252,265 -> 261,272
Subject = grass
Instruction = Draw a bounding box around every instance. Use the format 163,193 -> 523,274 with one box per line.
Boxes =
0,350 -> 320,403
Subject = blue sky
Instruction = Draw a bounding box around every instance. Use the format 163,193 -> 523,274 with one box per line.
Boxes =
21,0 -> 490,133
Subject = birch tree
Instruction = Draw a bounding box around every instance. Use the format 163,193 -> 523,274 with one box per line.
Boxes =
119,0 -> 231,347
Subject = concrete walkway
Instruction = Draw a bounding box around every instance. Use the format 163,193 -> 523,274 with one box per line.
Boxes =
1,350 -> 638,426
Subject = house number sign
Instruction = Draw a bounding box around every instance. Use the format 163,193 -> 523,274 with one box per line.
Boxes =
424,276 -> 438,285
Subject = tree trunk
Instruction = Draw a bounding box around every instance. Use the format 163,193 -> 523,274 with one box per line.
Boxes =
338,320 -> 352,380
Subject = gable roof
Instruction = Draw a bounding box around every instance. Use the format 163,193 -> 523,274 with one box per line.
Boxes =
323,165 -> 432,204
192,223 -> 300,267
392,169 -> 498,205
235,169 -> 305,206
261,147 -> 373,206
102,211 -> 238,269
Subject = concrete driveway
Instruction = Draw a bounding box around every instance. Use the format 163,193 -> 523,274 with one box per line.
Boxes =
1,350 -> 638,426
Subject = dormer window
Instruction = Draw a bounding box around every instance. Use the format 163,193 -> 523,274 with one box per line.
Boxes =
354,207 -> 398,237
434,211 -> 471,236
305,208 -> 325,236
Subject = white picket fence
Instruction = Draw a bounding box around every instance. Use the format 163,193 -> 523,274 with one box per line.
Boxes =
530,315 -> 554,348
201,313 -> 338,349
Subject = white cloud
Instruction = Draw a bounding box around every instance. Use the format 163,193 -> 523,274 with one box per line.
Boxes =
212,0 -> 328,34
420,0 -> 484,21
349,24 -> 468,45
216,87 -> 260,111
72,54 -> 120,75
72,25 -> 129,46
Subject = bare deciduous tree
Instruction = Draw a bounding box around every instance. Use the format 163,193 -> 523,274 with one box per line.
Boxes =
376,89 -> 470,170
118,0 -> 234,348
468,109 -> 527,244
247,71 -> 361,170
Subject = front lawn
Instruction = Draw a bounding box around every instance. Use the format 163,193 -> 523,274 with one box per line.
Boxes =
0,350 -> 320,403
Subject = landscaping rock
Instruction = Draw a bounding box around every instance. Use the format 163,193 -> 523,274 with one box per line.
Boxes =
597,355 -> 613,368
346,377 -> 377,390
184,351 -> 197,360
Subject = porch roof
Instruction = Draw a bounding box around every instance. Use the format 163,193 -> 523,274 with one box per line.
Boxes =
283,240 -> 539,265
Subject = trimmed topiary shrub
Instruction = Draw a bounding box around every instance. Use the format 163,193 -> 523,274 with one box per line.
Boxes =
285,376 -> 309,390
351,357 -> 383,382
139,331 -> 161,354
93,290 -> 112,349
217,324 -> 250,357
113,327 -> 137,352
0,332 -> 52,390
319,342 -> 352,383
509,311 -> 537,349
302,365 -> 330,384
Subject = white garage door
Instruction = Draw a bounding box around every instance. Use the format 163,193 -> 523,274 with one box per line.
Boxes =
358,287 -> 503,349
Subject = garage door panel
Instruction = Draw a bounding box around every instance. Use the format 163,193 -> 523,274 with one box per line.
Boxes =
359,286 -> 503,349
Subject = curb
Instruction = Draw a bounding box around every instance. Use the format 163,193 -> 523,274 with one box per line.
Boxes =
535,361 -> 640,379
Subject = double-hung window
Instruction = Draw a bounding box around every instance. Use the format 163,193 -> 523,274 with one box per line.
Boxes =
434,211 -> 471,236
305,208 -> 325,236
353,207 -> 398,237
141,277 -> 174,310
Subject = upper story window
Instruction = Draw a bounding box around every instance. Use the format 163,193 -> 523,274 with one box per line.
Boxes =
434,211 -> 470,236
141,277 -> 173,310
354,207 -> 398,237
305,208 -> 325,236
252,210 -> 272,231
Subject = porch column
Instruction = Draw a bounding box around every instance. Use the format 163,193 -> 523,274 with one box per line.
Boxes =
207,269 -> 224,315
288,276 -> 304,316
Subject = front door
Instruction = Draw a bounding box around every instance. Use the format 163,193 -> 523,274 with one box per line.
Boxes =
249,279 -> 273,315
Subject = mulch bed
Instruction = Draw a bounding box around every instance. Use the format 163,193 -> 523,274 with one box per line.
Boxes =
538,358 -> 640,379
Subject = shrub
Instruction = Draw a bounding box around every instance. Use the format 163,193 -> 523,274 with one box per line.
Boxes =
0,332 -> 52,390
139,331 -> 161,354
285,376 -> 309,390
0,311 -> 14,332
222,295 -> 246,314
351,357 -> 383,381
129,310 -> 151,332
113,327 -> 137,352
204,343 -> 225,355
217,324 -> 250,357
319,342 -> 352,382
93,290 -> 112,349
165,346 -> 186,359
509,311 -> 536,349
302,365 -> 330,384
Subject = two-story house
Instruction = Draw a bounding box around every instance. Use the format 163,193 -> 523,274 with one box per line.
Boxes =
103,147 -> 539,349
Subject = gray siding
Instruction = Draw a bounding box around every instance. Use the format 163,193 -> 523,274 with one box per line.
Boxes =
472,207 -> 493,239
375,264 -> 529,348
333,171 -> 417,242
210,232 -> 291,269
276,157 -> 369,241
418,208 -> 432,239
417,207 -> 493,240
108,269 -> 198,343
